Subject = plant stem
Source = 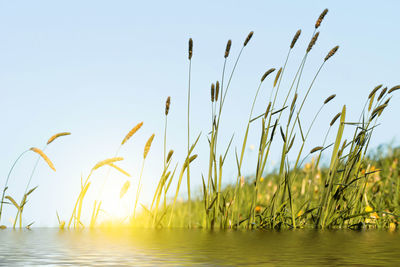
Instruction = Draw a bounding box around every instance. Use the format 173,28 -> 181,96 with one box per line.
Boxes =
187,58 -> 192,228
0,149 -> 30,223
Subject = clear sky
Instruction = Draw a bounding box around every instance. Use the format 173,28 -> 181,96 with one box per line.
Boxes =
1,0 -> 399,227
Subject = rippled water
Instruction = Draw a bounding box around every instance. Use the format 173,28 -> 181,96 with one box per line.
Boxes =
0,228 -> 399,266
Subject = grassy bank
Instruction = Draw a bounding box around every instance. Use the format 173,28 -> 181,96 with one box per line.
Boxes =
145,146 -> 400,230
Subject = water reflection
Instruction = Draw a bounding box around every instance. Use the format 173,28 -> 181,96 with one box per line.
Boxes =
0,228 -> 399,265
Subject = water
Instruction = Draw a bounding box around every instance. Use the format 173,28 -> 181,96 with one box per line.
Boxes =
0,228 -> 399,266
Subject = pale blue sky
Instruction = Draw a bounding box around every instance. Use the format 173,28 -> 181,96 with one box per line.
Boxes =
1,0 -> 399,226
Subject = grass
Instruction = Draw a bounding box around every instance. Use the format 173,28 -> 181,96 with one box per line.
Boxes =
1,8 -> 399,230
165,145 -> 400,230
0,133 -> 70,228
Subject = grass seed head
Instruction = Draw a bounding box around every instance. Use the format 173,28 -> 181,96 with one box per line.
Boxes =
324,45 -> 339,61
290,29 -> 301,49
122,122 -> 143,145
93,157 -> 123,171
224,39 -> 232,58
274,67 -> 283,87
324,94 -> 336,104
26,186 -> 38,196
376,98 -> 391,117
264,102 -> 272,119
188,38 -> 193,60
47,132 -> 71,145
369,112 -> 378,122
307,32 -> 319,53
369,84 -> 383,99
377,87 -> 387,101
388,85 -> 400,94
184,154 -> 198,168
371,104 -> 388,119
270,119 -> 278,141
144,134 -> 155,159
290,93 -> 298,112
215,81 -> 220,101
189,154 -> 198,163
261,68 -> 276,82
30,147 -> 56,171
330,112 -> 341,126
244,31 -> 254,46
165,96 -> 171,115
167,150 -> 174,163
287,135 -> 296,152
379,99 -> 391,116
315,8 -> 328,29
310,146 -> 323,153
211,83 -> 215,102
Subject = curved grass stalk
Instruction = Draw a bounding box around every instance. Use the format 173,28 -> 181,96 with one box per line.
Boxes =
133,134 -> 154,219
12,134 -> 67,228
133,160 -> 145,219
0,149 -> 30,223
187,56 -> 192,228
271,49 -> 292,108
23,146 -> 46,195
163,115 -> 169,211
14,145 -> 48,228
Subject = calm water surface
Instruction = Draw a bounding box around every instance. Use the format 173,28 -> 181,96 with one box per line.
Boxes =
0,228 -> 399,266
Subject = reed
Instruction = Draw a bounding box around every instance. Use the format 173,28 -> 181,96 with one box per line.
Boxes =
186,38 -> 194,228
133,134 -> 155,218
163,97 -> 171,210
